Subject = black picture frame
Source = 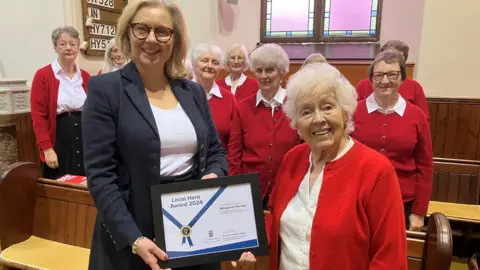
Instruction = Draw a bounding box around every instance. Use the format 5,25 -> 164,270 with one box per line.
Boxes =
150,173 -> 268,269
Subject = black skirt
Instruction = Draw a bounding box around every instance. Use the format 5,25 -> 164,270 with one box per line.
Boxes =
41,111 -> 85,179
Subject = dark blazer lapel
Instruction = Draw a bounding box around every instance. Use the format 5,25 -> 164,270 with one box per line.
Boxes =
121,62 -> 159,137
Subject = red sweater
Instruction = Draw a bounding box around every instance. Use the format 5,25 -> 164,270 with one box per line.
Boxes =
216,76 -> 259,102
356,78 -> 430,119
266,142 -> 407,270
30,64 -> 90,162
351,100 -> 433,215
227,95 -> 301,198
208,86 -> 236,150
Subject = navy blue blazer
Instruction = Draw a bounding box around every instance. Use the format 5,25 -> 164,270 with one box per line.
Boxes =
82,62 -> 227,270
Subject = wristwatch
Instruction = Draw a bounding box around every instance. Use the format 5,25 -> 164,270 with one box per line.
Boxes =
131,236 -> 147,254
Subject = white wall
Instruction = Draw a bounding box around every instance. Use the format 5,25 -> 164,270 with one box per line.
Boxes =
0,0 -> 64,81
176,0 -> 260,56
416,0 -> 480,98
0,0 -> 102,84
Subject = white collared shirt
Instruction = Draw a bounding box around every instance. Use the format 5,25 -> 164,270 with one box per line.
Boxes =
207,82 -> 223,100
279,138 -> 355,270
51,59 -> 86,114
224,73 -> 247,95
255,87 -> 286,116
192,79 -> 223,100
366,93 -> 406,116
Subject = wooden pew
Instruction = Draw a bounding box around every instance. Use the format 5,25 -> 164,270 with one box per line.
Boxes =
0,162 -> 90,270
0,162 -> 453,270
432,158 -> 480,204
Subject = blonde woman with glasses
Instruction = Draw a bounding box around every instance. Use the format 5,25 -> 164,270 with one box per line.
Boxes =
82,1 -> 254,269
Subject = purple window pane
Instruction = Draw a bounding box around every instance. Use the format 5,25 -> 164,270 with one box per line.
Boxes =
329,0 -> 372,31
271,0 -> 310,31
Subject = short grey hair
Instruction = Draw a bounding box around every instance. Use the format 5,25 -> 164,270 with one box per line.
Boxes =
249,43 -> 289,75
224,43 -> 251,72
284,63 -> 358,134
51,26 -> 80,46
302,53 -> 327,67
381,40 -> 410,61
191,42 -> 224,68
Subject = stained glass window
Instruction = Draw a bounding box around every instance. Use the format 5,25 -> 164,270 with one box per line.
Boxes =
324,0 -> 379,37
262,0 -> 381,41
265,0 -> 315,37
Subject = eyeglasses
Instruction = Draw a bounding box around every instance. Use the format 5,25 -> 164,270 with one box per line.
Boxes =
57,43 -> 78,49
130,23 -> 174,43
372,71 -> 401,82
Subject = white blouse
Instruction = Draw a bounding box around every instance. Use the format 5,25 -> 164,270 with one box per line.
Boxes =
51,59 -> 86,114
279,138 -> 354,270
224,73 -> 247,95
151,103 -> 198,176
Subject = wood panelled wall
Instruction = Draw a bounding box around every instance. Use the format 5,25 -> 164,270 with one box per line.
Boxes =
34,179 -> 96,249
218,61 -> 415,88
428,98 -> 480,161
15,113 -> 39,164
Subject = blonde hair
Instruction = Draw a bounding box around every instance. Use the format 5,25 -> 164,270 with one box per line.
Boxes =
101,38 -> 129,73
116,0 -> 189,79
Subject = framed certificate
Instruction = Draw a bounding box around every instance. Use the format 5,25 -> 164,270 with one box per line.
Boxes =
150,173 -> 268,269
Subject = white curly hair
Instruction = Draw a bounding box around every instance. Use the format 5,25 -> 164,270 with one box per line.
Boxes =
284,63 -> 358,134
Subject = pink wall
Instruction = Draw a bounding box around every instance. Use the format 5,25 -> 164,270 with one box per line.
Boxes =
380,0 -> 426,66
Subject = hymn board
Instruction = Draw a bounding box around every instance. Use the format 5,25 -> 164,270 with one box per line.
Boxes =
81,0 -> 128,56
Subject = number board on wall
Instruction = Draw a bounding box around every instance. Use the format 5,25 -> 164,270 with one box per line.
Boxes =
81,0 -> 128,56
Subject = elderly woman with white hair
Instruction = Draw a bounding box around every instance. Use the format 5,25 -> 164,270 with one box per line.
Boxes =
265,63 -> 407,270
191,42 -> 236,149
216,43 -> 258,102
228,43 -> 301,209
98,38 -> 128,74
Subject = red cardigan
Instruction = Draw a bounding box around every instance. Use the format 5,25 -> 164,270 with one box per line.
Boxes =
30,64 -> 90,162
216,76 -> 259,102
266,142 -> 407,270
351,100 -> 433,215
356,78 -> 430,119
227,95 -> 301,198
209,86 -> 236,150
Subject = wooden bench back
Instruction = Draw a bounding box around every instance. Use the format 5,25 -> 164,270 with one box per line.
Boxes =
33,179 -> 96,249
407,212 -> 452,270
0,162 -> 41,250
432,159 -> 480,204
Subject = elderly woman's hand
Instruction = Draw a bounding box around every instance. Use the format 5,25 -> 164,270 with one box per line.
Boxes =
409,213 -> 425,231
231,252 -> 256,269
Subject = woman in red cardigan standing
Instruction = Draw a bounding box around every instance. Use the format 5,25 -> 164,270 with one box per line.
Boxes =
30,26 -> 90,179
265,63 -> 407,270
228,43 -> 301,209
191,42 -> 236,150
351,50 -> 433,231
355,40 -> 430,119
216,43 -> 258,102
